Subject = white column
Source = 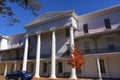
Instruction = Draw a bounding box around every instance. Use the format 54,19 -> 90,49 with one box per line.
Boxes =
14,61 -> 17,71
4,62 -> 8,76
69,26 -> 77,79
22,34 -> 29,71
50,29 -> 56,79
34,32 -> 41,78
96,56 -> 102,80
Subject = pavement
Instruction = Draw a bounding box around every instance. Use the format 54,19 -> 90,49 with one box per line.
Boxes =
0,76 -> 120,80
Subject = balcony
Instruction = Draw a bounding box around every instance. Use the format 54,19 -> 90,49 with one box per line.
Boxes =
8,43 -> 24,49
82,46 -> 120,55
1,57 -> 23,61
1,47 -> 120,61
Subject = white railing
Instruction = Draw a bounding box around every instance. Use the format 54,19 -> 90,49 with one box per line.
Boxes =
8,43 -> 24,49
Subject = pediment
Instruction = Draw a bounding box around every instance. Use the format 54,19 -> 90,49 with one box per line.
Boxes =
25,10 -> 74,28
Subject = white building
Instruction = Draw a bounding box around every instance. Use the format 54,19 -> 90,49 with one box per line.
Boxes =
0,5 -> 120,79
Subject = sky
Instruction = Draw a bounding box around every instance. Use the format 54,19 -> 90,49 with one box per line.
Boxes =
0,0 -> 120,36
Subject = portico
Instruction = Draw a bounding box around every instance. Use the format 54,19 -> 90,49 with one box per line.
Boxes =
22,24 -> 77,79
21,10 -> 78,79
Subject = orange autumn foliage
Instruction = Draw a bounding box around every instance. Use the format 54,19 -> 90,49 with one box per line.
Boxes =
67,46 -> 84,70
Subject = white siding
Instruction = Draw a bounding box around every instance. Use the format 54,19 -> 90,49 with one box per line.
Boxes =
108,55 -> 120,78
76,11 -> 120,37
0,38 -> 8,50
83,57 -> 98,77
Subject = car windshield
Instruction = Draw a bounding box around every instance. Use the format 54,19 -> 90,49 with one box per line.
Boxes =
22,71 -> 26,73
11,71 -> 31,74
11,71 -> 22,74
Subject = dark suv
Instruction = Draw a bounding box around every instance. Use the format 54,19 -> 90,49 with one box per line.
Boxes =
5,70 -> 33,80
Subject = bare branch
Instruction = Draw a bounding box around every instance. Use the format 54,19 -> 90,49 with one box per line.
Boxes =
0,0 -> 41,26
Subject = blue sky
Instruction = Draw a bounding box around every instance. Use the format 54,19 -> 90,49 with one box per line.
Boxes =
0,0 -> 120,36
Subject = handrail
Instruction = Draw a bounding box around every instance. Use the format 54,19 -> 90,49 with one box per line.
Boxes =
82,46 -> 120,54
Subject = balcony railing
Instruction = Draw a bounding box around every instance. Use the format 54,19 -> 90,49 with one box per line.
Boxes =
1,50 -> 70,61
1,47 -> 119,61
1,57 -> 23,61
82,46 -> 120,54
8,43 -> 24,49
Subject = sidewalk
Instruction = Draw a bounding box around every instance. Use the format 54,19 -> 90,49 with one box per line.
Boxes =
0,76 -> 119,80
0,75 -> 5,80
0,76 -> 95,80
32,77 -> 96,80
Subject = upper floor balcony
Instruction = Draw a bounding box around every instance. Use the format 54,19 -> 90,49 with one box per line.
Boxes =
0,50 -> 70,61
8,43 -> 24,49
75,28 -> 120,39
1,46 -> 120,61
82,46 -> 120,55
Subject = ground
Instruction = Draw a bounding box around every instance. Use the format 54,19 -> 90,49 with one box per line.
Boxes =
0,75 -> 119,80
0,76 -> 96,80
32,77 -> 96,80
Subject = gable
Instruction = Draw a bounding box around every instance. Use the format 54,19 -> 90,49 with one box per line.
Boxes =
25,10 -> 75,28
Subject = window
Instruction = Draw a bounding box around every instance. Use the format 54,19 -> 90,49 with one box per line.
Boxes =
107,38 -> 115,51
16,50 -> 20,59
83,24 -> 88,33
30,63 -> 34,73
43,62 -> 47,73
66,28 -> 70,37
11,64 -> 14,72
10,42 -> 13,47
19,39 -> 22,46
66,44 -> 70,50
84,41 -> 90,53
104,18 -> 111,29
28,38 -> 31,46
58,62 -> 63,73
99,59 -> 106,73
8,53 -> 11,60
20,63 -> 22,70
28,50 -> 30,59
50,32 -> 52,40
76,69 -> 82,74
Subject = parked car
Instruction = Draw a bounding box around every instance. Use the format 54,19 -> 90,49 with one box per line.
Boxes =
5,70 -> 33,80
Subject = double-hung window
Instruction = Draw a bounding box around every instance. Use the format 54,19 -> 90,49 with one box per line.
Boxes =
104,18 -> 111,29
107,38 -> 115,51
99,59 -> 106,73
58,62 -> 63,73
83,24 -> 89,33
43,62 -> 47,73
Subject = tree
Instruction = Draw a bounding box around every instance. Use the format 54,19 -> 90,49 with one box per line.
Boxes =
67,45 -> 84,70
0,0 -> 41,26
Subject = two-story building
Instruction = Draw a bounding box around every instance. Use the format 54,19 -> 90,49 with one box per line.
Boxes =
0,5 -> 120,79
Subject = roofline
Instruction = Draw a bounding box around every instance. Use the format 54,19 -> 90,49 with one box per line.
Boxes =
9,33 -> 25,38
78,4 -> 120,20
0,35 -> 9,39
24,10 -> 78,29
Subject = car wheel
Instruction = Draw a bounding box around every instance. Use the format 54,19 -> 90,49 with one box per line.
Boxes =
6,77 -> 9,80
18,77 -> 22,80
23,78 -> 27,80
